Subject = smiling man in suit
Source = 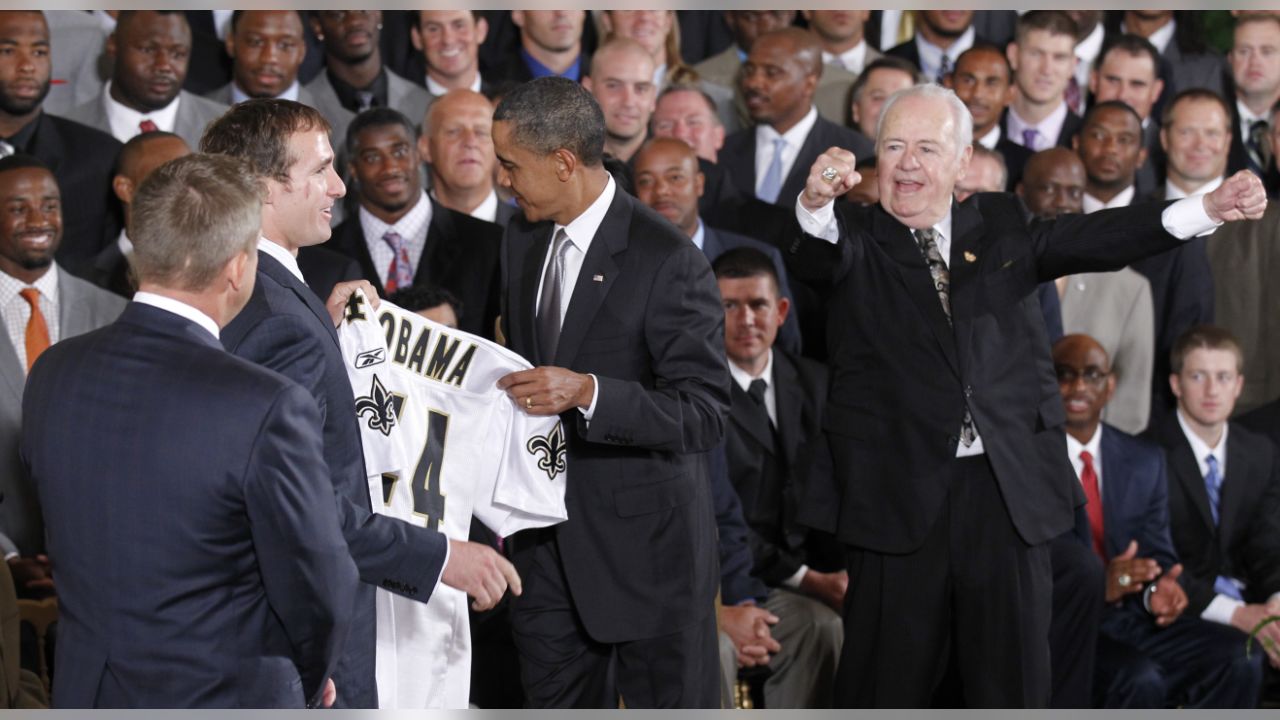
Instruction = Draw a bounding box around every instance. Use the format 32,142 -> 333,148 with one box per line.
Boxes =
492,76 -> 730,708
790,82 -> 1266,706
204,98 -> 518,709
720,27 -> 872,208
327,106 -> 501,339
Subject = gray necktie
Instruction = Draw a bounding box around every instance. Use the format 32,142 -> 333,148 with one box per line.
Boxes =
536,228 -> 572,364
913,228 -> 976,447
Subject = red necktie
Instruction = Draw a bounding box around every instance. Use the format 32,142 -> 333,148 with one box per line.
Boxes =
1080,450 -> 1106,559
139,119 -> 159,134
19,288 -> 50,372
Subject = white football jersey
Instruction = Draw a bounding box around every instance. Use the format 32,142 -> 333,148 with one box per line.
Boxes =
338,291 -> 568,709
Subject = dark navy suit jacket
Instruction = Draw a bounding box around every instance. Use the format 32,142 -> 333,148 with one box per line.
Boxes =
221,252 -> 449,708
23,303 -> 356,707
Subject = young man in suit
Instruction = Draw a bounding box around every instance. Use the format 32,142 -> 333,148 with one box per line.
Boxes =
1226,15 -> 1280,178
713,247 -> 843,708
1148,325 -> 1280,673
888,10 -> 979,84
791,82 -> 1266,706
1090,35 -> 1166,197
1005,11 -> 1083,153
409,11 -> 489,100
207,11 -> 316,108
492,10 -> 587,84
0,11 -> 123,280
1054,334 -> 1260,707
720,28 -> 872,208
22,154 -> 356,708
945,44 -> 1032,190
492,77 -> 730,708
419,90 -> 514,228
65,11 -> 228,150
582,38 -> 656,165
203,99 -> 517,709
327,107 -> 501,339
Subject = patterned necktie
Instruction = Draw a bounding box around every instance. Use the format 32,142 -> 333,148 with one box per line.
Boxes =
758,136 -> 787,204
382,230 -> 413,293
1247,120 -> 1269,173
356,90 -> 375,112
913,228 -> 976,447
19,288 -> 49,372
1022,127 -> 1041,151
536,229 -> 572,364
1064,75 -> 1083,117
1080,450 -> 1106,559
139,119 -> 159,134
936,53 -> 953,84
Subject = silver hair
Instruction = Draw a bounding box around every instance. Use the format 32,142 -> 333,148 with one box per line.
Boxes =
875,83 -> 974,160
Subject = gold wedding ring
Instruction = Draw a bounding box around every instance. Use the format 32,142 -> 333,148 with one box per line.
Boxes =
821,166 -> 840,183
525,397 -> 534,409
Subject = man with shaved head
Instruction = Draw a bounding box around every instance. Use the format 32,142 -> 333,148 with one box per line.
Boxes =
719,27 -> 871,207
419,89 -> 513,226
582,37 -> 655,163
788,81 -> 1266,705
1018,147 -> 1087,220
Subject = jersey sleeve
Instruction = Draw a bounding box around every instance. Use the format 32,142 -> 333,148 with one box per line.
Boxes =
472,397 -> 568,537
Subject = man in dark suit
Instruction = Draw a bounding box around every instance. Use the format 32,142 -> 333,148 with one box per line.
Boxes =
327,107 -> 501,339
203,99 -> 517,709
206,11 -> 318,109
1225,15 -> 1280,176
714,247 -> 844,708
1238,397 -> 1280,451
492,77 -> 730,708
1054,334 -> 1259,707
408,11 -> 492,100
22,154 -> 357,708
945,44 -> 1032,190
719,28 -> 872,208
1004,12 -> 1084,153
420,89 -> 516,228
64,11 -> 228,150
789,82 -> 1266,706
489,11 -> 588,85
1089,35 -> 1166,198
0,11 -> 123,280
887,10 -> 981,83
632,137 -> 801,355
1148,325 -> 1280,672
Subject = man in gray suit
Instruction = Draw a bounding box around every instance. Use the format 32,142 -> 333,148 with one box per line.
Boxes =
0,155 -> 125,589
63,11 -> 227,149
206,11 -> 317,109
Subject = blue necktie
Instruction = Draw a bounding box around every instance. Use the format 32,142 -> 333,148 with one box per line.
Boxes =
758,136 -> 787,204
1205,454 -> 1244,601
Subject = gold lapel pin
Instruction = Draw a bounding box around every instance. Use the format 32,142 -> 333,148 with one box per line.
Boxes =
593,274 -> 604,282
963,251 -> 977,263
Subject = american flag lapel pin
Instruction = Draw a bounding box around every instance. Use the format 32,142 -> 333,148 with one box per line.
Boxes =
593,274 -> 605,282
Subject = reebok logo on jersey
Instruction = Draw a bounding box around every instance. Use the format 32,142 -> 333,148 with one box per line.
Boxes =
355,347 -> 386,368
355,375 -> 404,436
526,422 -> 567,481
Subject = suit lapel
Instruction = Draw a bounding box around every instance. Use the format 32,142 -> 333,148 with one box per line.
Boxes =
0,324 -> 23,405
1168,428 -> 1217,533
948,199 -> 985,368
730,382 -> 775,453
1219,430 -> 1251,549
780,119 -> 824,204
722,133 -> 756,200
871,207 -> 961,378
1100,427 -> 1130,559
416,200 -> 462,287
516,225 -> 552,363
554,193 -> 626,367
258,251 -> 339,346
57,269 -> 92,339
772,352 -> 803,464
701,226 -> 725,260
29,115 -> 65,174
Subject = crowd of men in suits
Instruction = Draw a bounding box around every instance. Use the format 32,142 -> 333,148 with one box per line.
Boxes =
1,7 -> 1280,710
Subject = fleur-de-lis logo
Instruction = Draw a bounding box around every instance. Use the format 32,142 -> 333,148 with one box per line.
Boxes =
354,375 -> 401,436
526,422 -> 567,480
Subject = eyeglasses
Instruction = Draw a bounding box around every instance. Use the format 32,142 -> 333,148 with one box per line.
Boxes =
1055,366 -> 1110,386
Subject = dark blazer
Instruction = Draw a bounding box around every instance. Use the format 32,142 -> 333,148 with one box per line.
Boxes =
26,112 -> 123,281
1238,399 -> 1280,452
181,10 -> 233,95
23,303 -> 356,708
1148,414 -> 1280,616
725,350 -> 840,585
296,244 -> 363,304
501,186 -> 730,643
718,116 -> 874,208
702,225 -> 802,355
709,442 -> 769,606
327,199 -> 502,339
997,134 -> 1034,192
1226,86 -> 1265,177
221,252 -> 449,708
792,193 -> 1187,552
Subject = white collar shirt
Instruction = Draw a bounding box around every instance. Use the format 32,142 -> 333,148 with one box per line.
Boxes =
133,291 -> 220,341
1083,185 -> 1136,213
728,349 -> 777,426
0,265 -> 59,373
1007,100 -> 1070,151
257,236 -> 306,285
359,192 -> 433,289
754,106 -> 819,198
103,79 -> 181,143
1065,424 -> 1105,495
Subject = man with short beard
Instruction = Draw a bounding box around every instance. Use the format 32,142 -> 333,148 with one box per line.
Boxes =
888,10 -> 982,84
207,11 -> 316,107
0,11 -> 123,280
65,10 -> 227,149
0,155 -> 125,598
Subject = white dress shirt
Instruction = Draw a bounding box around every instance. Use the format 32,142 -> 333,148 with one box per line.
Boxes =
257,236 -> 306,285
535,175 -> 618,420
1,265 -> 59,372
915,26 -> 975,82
1236,99 -> 1268,165
1166,175 -> 1224,201
230,80 -> 300,105
117,229 -> 133,257
823,40 -> 869,75
1124,18 -> 1176,55
463,189 -> 500,224
133,291 -> 220,341
426,72 -> 482,97
1083,185 -> 1136,213
359,191 -> 433,288
1073,22 -> 1106,107
795,193 -> 1223,457
102,80 -> 182,143
754,106 -> 819,198
977,124 -> 1002,150
1007,100 -> 1070,151
1065,425 -> 1105,496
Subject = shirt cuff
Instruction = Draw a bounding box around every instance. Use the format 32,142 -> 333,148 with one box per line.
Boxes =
2,551 -> 17,562
796,195 -> 839,243
577,373 -> 600,422
782,564 -> 809,589
1201,593 -> 1245,626
434,536 -> 452,590
1161,195 -> 1223,239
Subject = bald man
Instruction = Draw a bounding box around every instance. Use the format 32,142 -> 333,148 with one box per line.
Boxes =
583,38 -> 656,163
419,89 -> 514,226
718,28 -> 872,207
95,131 -> 190,296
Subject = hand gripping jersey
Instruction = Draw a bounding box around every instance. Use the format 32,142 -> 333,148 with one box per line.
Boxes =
338,291 -> 567,708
